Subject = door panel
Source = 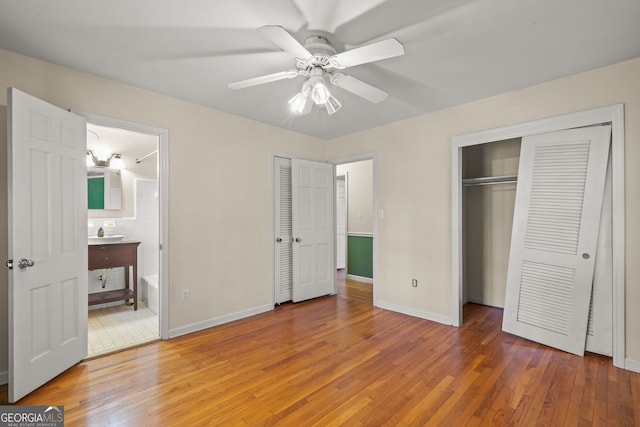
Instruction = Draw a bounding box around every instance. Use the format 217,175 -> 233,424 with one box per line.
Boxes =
292,159 -> 335,302
8,88 -> 88,402
502,126 -> 610,356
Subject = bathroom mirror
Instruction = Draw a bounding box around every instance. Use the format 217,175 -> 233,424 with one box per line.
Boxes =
88,168 -> 122,210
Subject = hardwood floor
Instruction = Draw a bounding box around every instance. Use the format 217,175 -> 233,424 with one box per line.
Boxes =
2,275 -> 639,425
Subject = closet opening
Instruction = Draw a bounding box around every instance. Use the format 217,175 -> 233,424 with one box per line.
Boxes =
462,138 -> 520,311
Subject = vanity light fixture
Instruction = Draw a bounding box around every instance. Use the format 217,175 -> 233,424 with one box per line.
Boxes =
86,149 -> 123,169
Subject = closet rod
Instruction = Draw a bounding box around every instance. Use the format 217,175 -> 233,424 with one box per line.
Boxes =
462,175 -> 517,187
135,150 -> 158,164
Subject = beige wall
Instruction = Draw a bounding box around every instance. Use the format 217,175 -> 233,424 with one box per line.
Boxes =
336,160 -> 374,234
0,49 -> 326,374
326,57 -> 640,362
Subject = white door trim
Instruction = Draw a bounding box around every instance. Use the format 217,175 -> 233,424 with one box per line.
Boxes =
451,104 -> 625,368
330,153 -> 378,305
75,112 -> 170,340
336,173 -> 348,270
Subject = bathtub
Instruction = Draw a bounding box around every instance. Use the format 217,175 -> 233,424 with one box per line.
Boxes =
141,274 -> 159,314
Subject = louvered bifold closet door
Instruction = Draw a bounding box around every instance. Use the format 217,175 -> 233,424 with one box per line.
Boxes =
502,126 -> 611,356
274,157 -> 293,304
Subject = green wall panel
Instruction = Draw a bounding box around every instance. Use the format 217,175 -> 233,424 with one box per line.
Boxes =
347,235 -> 373,278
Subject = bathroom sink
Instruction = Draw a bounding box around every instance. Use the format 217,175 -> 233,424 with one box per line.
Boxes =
88,235 -> 125,244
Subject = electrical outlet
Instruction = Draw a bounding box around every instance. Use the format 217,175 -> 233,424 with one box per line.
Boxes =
182,289 -> 190,301
412,279 -> 418,287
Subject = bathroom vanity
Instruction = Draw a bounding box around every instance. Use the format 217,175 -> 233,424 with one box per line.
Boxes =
88,241 -> 141,310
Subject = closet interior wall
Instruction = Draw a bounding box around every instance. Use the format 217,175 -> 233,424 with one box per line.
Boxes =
462,138 -> 522,308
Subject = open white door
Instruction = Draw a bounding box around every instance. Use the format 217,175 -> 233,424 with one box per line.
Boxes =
7,88 -> 88,402
502,126 -> 610,356
292,159 -> 335,302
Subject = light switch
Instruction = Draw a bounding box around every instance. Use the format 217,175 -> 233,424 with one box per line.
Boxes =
378,209 -> 384,219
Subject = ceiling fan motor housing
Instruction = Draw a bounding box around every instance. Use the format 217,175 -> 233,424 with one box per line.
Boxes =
297,35 -> 337,70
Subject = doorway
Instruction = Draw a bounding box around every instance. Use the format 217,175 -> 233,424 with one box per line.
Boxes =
81,113 -> 170,353
332,155 -> 376,304
85,123 -> 160,357
451,104 -> 625,368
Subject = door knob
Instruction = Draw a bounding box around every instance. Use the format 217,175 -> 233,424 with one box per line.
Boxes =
276,237 -> 282,243
295,237 -> 301,242
582,253 -> 590,259
17,259 -> 35,270
5,259 -> 36,270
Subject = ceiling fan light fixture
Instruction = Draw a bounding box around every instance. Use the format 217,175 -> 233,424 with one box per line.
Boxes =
228,27 -> 404,120
288,92 -> 311,115
310,82 -> 330,105
325,95 -> 342,115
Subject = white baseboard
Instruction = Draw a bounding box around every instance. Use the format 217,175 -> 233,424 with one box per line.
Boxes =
168,304 -> 273,338
375,300 -> 452,325
346,274 -> 373,284
0,370 -> 7,386
625,358 -> 640,373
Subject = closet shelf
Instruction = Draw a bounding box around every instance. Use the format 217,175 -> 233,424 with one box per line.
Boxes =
462,175 -> 517,187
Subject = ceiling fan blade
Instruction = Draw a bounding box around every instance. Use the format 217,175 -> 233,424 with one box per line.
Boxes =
228,70 -> 299,90
259,25 -> 312,59
329,38 -> 404,69
331,74 -> 388,103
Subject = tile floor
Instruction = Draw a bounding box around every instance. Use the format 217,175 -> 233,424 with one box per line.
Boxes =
87,301 -> 159,358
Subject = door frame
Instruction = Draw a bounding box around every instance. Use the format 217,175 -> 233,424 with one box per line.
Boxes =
77,112 -> 170,340
336,173 -> 348,271
451,104 -> 625,368
330,153 -> 378,304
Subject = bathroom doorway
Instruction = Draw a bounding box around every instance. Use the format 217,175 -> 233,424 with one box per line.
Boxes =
84,117 -> 167,358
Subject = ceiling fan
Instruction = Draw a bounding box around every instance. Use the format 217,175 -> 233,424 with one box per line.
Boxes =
228,26 -> 405,115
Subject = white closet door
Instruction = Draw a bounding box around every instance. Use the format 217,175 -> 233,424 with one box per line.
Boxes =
502,126 -> 611,356
586,155 -> 613,355
292,159 -> 335,302
274,157 -> 293,304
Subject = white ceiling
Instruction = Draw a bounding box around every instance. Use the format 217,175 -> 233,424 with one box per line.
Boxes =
1,0 -> 639,140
